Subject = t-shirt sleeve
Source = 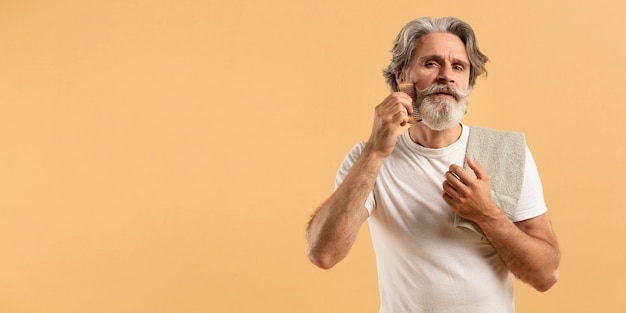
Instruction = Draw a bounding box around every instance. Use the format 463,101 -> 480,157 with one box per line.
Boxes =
334,142 -> 376,215
513,146 -> 548,222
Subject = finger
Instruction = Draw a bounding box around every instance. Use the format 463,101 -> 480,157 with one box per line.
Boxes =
388,91 -> 412,104
444,171 -> 471,202
442,176 -> 461,197
447,169 -> 463,183
448,164 -> 471,185
466,155 -> 486,181
376,100 -> 405,124
391,92 -> 414,116
442,192 -> 455,207
444,171 -> 462,189
382,96 -> 412,127
398,108 -> 415,126
400,96 -> 414,116
442,180 -> 460,207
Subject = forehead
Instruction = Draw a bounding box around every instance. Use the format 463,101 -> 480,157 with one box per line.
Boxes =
412,32 -> 469,62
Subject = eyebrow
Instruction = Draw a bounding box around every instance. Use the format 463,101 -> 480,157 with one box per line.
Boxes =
418,55 -> 470,68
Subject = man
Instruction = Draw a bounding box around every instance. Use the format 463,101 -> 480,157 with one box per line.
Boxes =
306,16 -> 560,312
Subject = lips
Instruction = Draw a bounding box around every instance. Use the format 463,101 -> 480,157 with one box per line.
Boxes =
419,84 -> 468,101
429,89 -> 456,100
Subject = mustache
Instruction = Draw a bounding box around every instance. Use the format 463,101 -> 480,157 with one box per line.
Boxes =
417,84 -> 469,101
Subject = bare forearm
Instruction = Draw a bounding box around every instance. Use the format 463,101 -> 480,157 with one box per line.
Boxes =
307,147 -> 385,269
479,213 -> 560,291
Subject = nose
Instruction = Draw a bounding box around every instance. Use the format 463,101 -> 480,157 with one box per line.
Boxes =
437,65 -> 455,84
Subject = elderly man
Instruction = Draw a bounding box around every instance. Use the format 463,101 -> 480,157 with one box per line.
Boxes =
306,16 -> 560,312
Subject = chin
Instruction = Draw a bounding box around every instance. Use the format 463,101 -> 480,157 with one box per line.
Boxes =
420,106 -> 466,131
421,119 -> 462,131
419,100 -> 467,131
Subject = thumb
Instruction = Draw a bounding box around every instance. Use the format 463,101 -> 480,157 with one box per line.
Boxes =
466,155 -> 487,181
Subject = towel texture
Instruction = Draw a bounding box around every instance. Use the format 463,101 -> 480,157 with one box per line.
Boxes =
455,126 -> 526,236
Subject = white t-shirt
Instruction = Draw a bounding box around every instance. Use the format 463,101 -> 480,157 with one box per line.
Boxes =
335,124 -> 547,313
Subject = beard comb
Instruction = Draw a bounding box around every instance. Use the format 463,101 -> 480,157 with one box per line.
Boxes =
398,82 -> 421,124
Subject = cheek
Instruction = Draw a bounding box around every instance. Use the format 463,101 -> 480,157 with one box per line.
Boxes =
405,67 -> 435,83
456,73 -> 471,88
414,76 -> 437,91
458,82 -> 470,94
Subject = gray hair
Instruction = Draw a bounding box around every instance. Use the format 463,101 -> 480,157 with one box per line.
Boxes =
382,16 -> 489,91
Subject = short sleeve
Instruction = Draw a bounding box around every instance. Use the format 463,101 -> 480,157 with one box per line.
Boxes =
513,146 -> 548,222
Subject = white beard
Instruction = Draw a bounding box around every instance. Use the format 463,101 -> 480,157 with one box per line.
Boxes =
418,95 -> 468,131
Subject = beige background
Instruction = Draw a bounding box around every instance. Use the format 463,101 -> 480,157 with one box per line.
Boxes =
1,0 -> 624,312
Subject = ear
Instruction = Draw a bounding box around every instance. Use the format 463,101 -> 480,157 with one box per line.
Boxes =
395,70 -> 404,84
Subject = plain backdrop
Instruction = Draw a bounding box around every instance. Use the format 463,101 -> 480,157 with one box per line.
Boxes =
1,0 -> 625,312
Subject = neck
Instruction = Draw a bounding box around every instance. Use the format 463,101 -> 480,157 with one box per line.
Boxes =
408,123 -> 463,149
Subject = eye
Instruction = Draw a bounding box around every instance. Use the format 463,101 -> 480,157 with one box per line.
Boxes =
425,61 -> 439,68
453,64 -> 465,71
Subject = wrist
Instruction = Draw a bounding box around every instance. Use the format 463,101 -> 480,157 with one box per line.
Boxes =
475,205 -> 511,233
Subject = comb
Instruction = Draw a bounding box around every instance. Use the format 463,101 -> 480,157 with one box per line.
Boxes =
398,82 -> 421,124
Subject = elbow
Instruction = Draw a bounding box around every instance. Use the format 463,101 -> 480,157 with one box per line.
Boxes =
534,269 -> 559,292
307,248 -> 339,270
531,249 -> 561,292
306,231 -> 344,269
